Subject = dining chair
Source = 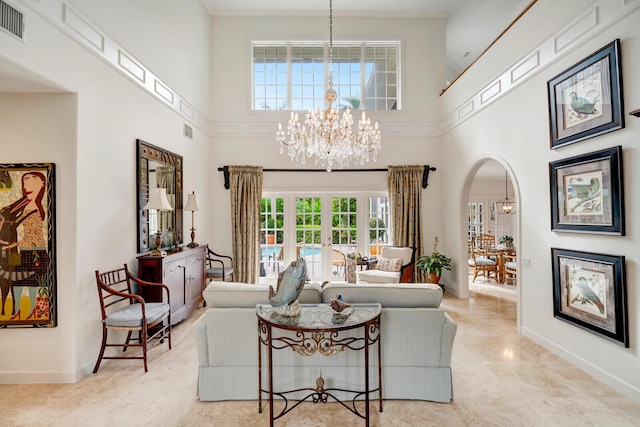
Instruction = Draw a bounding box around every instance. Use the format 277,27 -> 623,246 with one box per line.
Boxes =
477,233 -> 496,250
468,242 -> 498,283
503,252 -> 517,284
93,264 -> 171,373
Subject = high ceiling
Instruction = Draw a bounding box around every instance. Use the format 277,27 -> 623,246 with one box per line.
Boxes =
0,0 -> 527,180
202,0 -> 535,78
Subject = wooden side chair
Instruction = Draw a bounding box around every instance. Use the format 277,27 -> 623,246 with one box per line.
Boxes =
468,242 -> 498,283
94,264 -> 171,373
206,248 -> 234,282
503,252 -> 517,284
477,233 -> 496,251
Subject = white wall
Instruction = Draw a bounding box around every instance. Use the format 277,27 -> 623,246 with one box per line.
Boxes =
440,0 -> 640,403
0,93 -> 78,377
469,177 -> 516,239
0,0 -> 211,381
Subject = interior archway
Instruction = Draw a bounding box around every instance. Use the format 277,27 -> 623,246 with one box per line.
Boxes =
458,156 -> 521,331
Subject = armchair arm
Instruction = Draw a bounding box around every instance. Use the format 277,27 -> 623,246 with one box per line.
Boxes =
99,283 -> 145,306
207,248 -> 233,269
439,312 -> 457,366
126,271 -> 171,307
194,314 -> 209,367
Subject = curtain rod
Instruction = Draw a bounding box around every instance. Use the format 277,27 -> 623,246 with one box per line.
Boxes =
217,165 -> 436,190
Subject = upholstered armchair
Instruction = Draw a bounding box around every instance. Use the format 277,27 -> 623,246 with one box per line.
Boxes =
357,246 -> 416,283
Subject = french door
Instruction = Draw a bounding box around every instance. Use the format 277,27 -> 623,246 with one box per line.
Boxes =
260,193 -> 389,284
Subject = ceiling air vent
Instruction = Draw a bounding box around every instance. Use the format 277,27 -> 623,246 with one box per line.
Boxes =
0,0 -> 24,41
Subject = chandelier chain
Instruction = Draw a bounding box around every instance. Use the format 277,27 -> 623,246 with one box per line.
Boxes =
329,0 -> 333,75
275,0 -> 382,172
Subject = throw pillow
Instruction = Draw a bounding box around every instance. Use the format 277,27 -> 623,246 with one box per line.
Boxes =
376,257 -> 402,272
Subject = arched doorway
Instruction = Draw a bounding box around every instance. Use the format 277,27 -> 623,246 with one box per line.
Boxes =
458,156 -> 522,330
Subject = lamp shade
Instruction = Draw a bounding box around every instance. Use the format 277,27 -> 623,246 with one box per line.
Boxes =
143,187 -> 173,211
184,191 -> 200,212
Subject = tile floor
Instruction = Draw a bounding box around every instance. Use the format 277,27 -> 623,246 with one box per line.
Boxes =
1,280 -> 639,426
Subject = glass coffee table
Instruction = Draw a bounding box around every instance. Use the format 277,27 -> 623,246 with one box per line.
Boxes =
257,303 -> 382,426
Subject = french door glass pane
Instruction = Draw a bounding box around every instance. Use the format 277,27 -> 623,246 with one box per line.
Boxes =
368,197 -> 390,257
260,197 -> 284,278
295,197 -> 322,280
259,194 -> 390,283
331,197 -> 357,280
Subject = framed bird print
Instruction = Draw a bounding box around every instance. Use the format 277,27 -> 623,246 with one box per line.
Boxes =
552,248 -> 627,347
547,39 -> 624,149
549,146 -> 624,234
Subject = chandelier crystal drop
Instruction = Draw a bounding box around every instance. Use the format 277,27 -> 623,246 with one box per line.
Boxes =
275,0 -> 382,172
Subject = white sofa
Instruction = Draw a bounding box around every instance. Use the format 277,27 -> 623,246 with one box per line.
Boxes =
194,281 -> 457,403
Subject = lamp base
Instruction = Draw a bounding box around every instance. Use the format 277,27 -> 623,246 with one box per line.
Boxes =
187,228 -> 198,248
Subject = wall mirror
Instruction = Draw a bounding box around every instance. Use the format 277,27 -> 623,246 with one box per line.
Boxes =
136,139 -> 183,253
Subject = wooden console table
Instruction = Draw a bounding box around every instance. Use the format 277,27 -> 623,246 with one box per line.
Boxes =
257,303 -> 382,426
137,245 -> 207,325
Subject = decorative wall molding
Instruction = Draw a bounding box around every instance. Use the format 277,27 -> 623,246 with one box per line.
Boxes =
440,0 -> 640,134
14,0 -> 639,140
19,0 -> 212,135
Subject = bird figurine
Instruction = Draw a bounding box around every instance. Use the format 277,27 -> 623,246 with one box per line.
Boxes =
574,277 -> 605,314
268,256 -> 307,308
330,294 -> 352,313
569,92 -> 598,119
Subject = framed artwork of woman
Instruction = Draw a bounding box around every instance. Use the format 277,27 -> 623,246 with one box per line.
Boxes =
0,163 -> 57,328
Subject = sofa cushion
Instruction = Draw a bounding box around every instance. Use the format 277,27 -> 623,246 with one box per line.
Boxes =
321,282 -> 442,308
203,281 -> 322,308
357,269 -> 401,283
376,257 -> 402,272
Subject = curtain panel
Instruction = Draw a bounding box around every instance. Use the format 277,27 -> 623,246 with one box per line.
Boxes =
228,166 -> 263,284
388,165 -> 425,282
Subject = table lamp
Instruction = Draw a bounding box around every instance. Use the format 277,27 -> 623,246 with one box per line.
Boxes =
143,187 -> 173,256
184,191 -> 200,248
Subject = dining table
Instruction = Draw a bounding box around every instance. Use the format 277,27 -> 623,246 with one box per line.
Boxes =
487,245 -> 515,284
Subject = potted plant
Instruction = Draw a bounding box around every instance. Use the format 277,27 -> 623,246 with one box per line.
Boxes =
416,237 -> 452,285
499,235 -> 514,249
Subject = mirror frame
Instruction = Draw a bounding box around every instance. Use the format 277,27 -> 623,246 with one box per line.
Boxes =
136,139 -> 183,253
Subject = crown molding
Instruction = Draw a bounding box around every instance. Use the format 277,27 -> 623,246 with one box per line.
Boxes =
13,0 -> 639,140
441,0 -> 640,133
16,0 -> 212,135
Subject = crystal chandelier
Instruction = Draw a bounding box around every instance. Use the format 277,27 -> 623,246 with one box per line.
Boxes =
275,0 -> 382,172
